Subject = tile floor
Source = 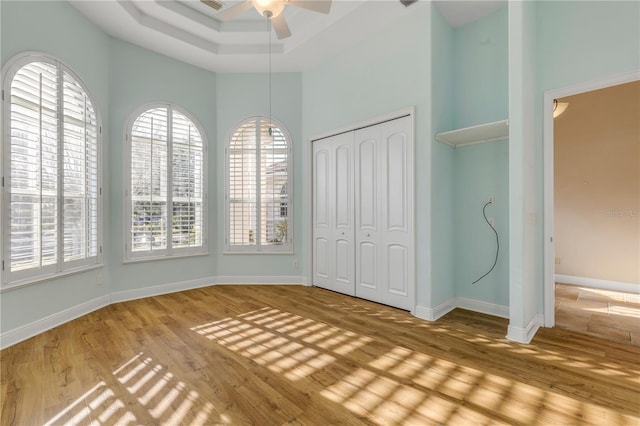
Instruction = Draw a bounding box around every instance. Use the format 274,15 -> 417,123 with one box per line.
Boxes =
555,282 -> 640,346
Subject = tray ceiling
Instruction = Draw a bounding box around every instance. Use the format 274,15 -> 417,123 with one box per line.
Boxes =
69,0 -> 506,73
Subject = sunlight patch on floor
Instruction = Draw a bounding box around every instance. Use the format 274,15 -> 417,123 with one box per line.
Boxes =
41,352 -> 220,425
44,381 -> 134,426
191,307 -> 372,381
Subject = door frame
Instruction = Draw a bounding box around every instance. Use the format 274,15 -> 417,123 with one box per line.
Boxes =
542,71 -> 639,327
306,107 -> 416,311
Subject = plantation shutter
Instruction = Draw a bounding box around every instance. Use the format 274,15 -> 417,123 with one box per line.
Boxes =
228,121 -> 257,246
260,121 -> 288,246
227,117 -> 290,250
128,105 -> 205,257
171,110 -> 204,249
130,108 -> 168,252
8,62 -> 59,272
4,56 -> 101,286
62,70 -> 99,262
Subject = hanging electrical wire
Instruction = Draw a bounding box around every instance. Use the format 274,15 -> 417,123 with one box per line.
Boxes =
472,200 -> 499,284
267,14 -> 273,136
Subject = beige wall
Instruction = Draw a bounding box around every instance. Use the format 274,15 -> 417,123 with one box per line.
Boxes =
554,80 -> 639,284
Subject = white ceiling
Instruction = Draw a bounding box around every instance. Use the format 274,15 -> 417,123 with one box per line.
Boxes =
69,0 -> 506,73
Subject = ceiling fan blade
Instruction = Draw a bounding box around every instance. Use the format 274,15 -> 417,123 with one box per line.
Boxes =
200,0 -> 223,11
216,0 -> 254,21
272,14 -> 292,39
287,0 -> 331,14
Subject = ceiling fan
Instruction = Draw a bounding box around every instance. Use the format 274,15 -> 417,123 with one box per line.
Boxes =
201,0 -> 332,39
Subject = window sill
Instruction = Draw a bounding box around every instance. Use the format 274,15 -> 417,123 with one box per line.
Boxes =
123,251 -> 210,265
223,250 -> 294,255
1,263 -> 104,293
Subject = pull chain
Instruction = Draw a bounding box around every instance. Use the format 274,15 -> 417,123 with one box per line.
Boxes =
268,16 -> 273,136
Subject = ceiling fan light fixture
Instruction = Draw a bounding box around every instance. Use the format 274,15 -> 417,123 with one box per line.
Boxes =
553,99 -> 569,118
252,0 -> 285,18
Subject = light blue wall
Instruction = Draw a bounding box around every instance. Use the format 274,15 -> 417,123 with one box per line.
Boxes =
536,1 -> 639,93
107,38 -> 218,293
531,0 -> 640,314
454,142 -> 509,305
215,72 -> 302,277
453,7 -> 509,129
302,4 -> 431,305
1,1 -> 110,332
2,0 -> 639,341
430,6 -> 456,306
452,6 -> 510,306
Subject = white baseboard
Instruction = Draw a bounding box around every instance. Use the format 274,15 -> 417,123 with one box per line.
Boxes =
413,297 -> 508,321
0,295 -> 110,350
215,276 -> 305,285
2,276 -> 306,349
414,298 -> 455,321
455,297 -> 509,319
110,276 -> 217,303
506,314 -> 543,344
554,274 -> 639,294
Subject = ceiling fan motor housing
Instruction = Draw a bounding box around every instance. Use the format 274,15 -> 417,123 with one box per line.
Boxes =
253,0 -> 286,18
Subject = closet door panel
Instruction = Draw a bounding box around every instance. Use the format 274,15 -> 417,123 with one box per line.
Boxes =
379,116 -> 414,311
355,131 -> 383,303
357,140 -> 377,230
386,133 -> 408,232
387,244 -> 408,296
331,132 -> 355,295
312,141 -> 332,290
358,241 -> 377,289
335,145 -> 352,228
314,238 -> 329,281
334,238 -> 352,293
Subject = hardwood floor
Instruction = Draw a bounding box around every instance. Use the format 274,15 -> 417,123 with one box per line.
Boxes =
555,282 -> 640,346
2,285 -> 639,425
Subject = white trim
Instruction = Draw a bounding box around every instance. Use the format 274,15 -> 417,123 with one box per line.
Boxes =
543,70 -> 640,327
110,276 -> 216,303
555,274 -> 639,294
309,107 -> 415,143
455,297 -> 509,319
412,297 -> 508,322
506,314 -> 543,344
2,276 -> 307,349
413,299 -> 455,322
0,295 -> 110,350
215,276 -> 304,285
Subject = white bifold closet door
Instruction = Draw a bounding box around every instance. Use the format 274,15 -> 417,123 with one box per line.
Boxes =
312,132 -> 355,296
354,116 -> 413,310
312,115 -> 414,311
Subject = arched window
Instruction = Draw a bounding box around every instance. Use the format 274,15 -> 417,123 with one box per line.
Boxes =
2,53 -> 102,287
226,117 -> 292,252
125,105 -> 207,260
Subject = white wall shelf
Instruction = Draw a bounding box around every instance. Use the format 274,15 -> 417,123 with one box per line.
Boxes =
435,119 -> 509,147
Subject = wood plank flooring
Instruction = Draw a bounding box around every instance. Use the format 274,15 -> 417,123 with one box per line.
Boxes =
555,282 -> 640,346
2,285 -> 639,425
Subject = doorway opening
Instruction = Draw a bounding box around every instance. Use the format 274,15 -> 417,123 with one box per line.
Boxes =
543,73 -> 639,345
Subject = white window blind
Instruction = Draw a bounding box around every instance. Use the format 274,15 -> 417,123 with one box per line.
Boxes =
127,105 -> 206,259
227,117 -> 291,251
3,55 -> 101,287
